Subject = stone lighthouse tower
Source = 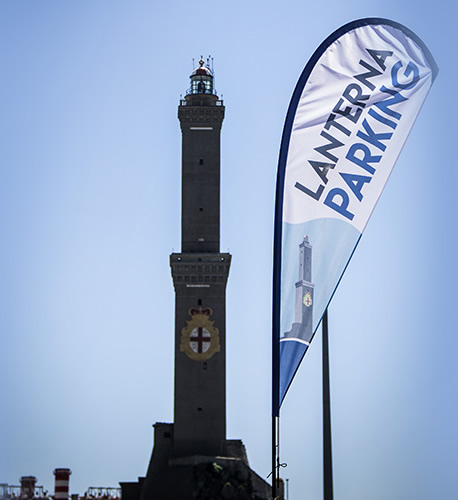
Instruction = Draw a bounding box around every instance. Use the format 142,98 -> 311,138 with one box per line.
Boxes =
171,57 -> 230,459
121,58 -> 271,500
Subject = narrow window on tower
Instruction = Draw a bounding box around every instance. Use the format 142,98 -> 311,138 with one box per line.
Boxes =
199,158 -> 204,165
198,299 -> 202,306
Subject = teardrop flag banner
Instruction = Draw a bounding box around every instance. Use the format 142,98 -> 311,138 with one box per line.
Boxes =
272,18 -> 438,415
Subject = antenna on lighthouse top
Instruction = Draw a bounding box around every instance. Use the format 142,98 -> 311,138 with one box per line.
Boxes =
209,55 -> 214,88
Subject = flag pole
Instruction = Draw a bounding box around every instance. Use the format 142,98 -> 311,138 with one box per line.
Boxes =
322,309 -> 334,500
272,195 -> 281,500
272,415 -> 278,499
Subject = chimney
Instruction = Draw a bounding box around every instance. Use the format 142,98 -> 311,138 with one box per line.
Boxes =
20,477 -> 36,499
53,469 -> 71,500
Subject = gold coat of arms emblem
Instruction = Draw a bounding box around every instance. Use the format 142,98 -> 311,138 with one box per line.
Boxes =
180,307 -> 220,361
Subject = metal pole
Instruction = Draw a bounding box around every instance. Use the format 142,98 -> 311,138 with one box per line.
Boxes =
272,415 -> 277,499
272,416 -> 277,500
322,309 -> 334,500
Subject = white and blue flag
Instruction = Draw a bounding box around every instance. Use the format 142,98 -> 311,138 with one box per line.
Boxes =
272,18 -> 438,415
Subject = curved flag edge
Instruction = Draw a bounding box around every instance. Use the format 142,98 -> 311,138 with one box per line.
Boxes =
272,17 -> 438,416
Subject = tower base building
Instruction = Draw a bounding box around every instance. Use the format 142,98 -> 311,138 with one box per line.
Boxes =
121,59 -> 272,500
136,424 -> 271,500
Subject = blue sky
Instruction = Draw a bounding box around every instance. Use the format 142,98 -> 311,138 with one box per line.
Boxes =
0,2 -> 456,500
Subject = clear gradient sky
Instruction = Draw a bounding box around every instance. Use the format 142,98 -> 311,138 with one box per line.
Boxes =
0,2 -> 456,500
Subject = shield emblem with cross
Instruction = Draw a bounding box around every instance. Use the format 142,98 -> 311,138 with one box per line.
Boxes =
190,327 -> 211,354
303,291 -> 312,307
180,307 -> 220,361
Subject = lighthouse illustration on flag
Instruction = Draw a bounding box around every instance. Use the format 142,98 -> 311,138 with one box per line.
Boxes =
279,236 -> 314,400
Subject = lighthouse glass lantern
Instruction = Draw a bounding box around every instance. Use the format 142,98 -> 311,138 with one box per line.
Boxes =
188,58 -> 216,95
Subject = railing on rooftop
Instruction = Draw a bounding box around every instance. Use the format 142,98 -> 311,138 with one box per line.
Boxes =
186,87 -> 218,97
0,485 -> 47,500
85,488 -> 121,498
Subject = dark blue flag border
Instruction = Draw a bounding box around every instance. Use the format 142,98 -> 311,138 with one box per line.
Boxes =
272,17 -> 438,416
